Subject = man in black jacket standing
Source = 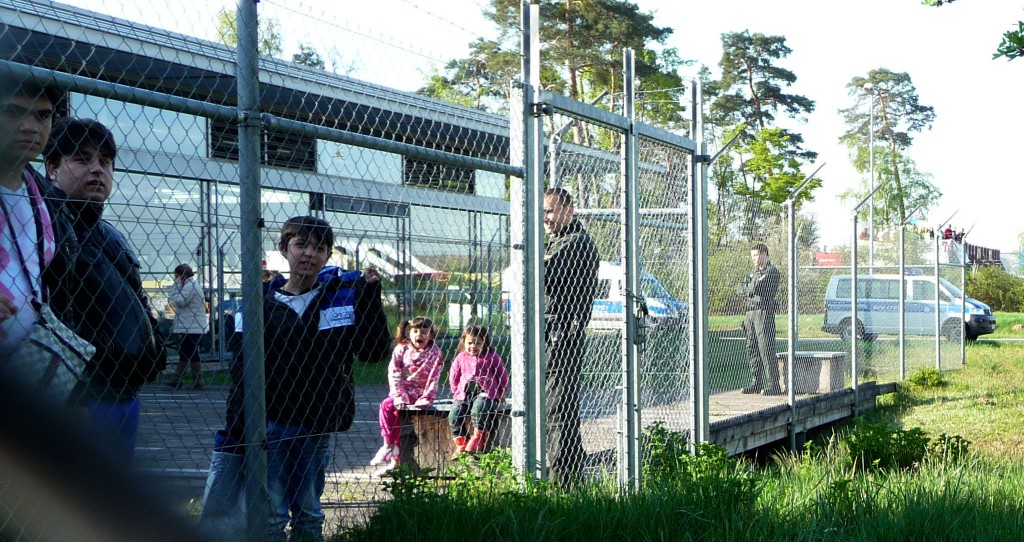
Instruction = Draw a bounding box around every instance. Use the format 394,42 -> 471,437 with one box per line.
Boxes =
543,187 -> 599,486
42,118 -> 165,460
739,243 -> 782,396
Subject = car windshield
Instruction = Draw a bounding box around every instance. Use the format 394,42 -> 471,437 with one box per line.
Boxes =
641,273 -> 673,299
939,278 -> 963,299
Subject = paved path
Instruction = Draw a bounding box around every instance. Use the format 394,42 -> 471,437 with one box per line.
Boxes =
135,382 -> 394,531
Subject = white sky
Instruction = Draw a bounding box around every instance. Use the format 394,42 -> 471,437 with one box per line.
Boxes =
61,0 -> 1024,253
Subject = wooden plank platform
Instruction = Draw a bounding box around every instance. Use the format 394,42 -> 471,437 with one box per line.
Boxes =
708,381 -> 898,454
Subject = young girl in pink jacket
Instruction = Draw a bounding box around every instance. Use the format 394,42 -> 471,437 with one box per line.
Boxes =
370,316 -> 443,472
448,324 -> 509,458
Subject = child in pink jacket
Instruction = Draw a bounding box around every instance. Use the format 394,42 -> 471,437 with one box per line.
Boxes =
370,317 -> 443,472
448,324 -> 509,457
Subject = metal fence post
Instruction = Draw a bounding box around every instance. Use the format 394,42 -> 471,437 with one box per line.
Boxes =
784,165 -> 821,450
236,1 -> 268,540
934,229 -> 941,371
899,222 -> 907,381
851,215 -> 859,396
934,212 -> 957,371
518,0 -> 546,481
960,235 -> 967,366
619,48 -> 641,489
688,80 -> 709,449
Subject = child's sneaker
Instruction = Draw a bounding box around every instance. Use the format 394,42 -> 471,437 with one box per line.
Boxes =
369,444 -> 394,466
372,457 -> 399,477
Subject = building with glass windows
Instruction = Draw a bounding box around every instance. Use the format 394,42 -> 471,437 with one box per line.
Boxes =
1,0 -> 514,352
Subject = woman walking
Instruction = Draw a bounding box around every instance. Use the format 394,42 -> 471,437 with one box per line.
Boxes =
166,264 -> 207,390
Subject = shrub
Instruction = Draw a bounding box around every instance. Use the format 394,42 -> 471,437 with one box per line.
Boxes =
966,265 -> 1024,312
907,368 -> 947,388
841,417 -> 930,471
928,433 -> 972,462
641,422 -> 760,510
641,421 -> 692,481
444,448 -> 548,500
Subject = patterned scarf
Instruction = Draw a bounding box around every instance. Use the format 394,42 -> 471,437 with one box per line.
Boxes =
0,169 -> 56,302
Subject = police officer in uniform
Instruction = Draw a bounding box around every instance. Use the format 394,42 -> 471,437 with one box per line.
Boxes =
739,243 -> 782,395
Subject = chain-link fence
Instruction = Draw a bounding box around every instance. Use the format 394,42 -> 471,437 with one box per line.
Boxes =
634,134 -> 693,443
2,0 -> 980,540
705,195 -> 790,397
2,0 -> 516,539
793,215 -> 973,395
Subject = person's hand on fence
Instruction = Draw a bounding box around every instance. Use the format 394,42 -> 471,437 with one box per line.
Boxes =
363,266 -> 381,284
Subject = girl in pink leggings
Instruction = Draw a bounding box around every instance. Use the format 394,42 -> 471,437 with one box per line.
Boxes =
370,317 -> 443,473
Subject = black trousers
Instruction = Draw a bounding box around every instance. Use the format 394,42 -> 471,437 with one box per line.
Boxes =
742,309 -> 780,392
545,321 -> 586,487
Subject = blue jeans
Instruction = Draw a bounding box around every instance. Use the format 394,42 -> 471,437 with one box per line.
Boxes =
87,396 -> 140,461
200,449 -> 245,541
266,422 -> 330,541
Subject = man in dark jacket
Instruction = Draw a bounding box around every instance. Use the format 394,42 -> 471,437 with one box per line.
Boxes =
42,118 -> 166,459
739,243 -> 782,396
543,187 -> 599,486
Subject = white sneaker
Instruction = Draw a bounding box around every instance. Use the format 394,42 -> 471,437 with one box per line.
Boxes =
370,444 -> 394,466
372,457 -> 399,477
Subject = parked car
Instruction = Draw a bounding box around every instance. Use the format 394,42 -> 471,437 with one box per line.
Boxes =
821,274 -> 996,341
502,261 -> 688,331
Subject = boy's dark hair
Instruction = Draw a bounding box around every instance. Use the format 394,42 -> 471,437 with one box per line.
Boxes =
394,316 -> 436,347
173,264 -> 194,279
0,68 -> 65,107
277,215 -> 334,255
43,118 -> 117,168
751,243 -> 769,256
544,186 -> 573,207
458,324 -> 492,355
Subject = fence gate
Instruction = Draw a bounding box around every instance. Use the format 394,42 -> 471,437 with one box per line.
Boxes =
512,43 -> 699,488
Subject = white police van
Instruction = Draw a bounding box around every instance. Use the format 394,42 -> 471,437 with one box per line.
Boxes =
502,261 -> 688,331
822,274 -> 996,341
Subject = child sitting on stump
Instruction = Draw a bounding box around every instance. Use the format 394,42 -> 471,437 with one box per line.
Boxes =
447,324 -> 510,458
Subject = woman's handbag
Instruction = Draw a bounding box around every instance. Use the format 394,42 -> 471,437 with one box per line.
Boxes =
10,302 -> 95,405
1,178 -> 94,406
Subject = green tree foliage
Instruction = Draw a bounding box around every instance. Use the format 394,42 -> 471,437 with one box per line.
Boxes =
420,0 -> 691,127
839,150 -> 941,227
215,8 -> 283,57
291,43 -> 325,70
966,265 -> 1024,312
706,31 -> 819,243
709,31 -> 816,159
417,38 -> 525,111
839,69 -> 939,226
418,72 -> 476,108
735,127 -> 807,203
924,0 -> 1024,60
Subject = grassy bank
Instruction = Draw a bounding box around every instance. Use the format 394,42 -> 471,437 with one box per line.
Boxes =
338,340 -> 1024,541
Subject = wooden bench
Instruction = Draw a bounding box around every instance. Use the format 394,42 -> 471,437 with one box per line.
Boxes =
774,351 -> 847,394
396,399 -> 512,475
